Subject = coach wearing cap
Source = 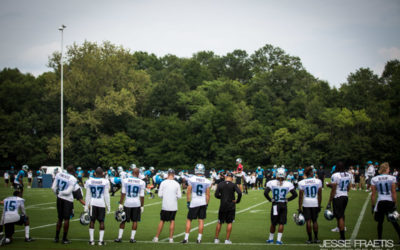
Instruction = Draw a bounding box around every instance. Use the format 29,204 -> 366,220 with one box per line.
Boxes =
214,172 -> 242,244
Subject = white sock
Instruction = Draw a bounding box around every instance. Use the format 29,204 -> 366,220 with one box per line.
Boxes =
184,233 -> 189,240
25,226 -> 30,238
118,228 -> 124,239
197,234 -> 202,241
269,233 -> 274,241
89,228 -> 94,242
277,232 -> 282,242
99,230 -> 104,242
131,230 -> 136,240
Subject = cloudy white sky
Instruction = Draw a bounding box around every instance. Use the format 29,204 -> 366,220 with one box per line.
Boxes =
0,0 -> 399,87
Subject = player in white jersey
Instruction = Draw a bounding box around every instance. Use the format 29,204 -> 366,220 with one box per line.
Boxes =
298,167 -> 322,244
118,166 -> 129,180
85,167 -> 110,246
115,168 -> 146,243
153,169 -> 182,243
181,164 -> 211,244
4,171 -> 9,188
366,161 -> 376,191
371,162 -> 400,241
51,165 -> 78,244
264,168 -> 298,245
0,190 -> 33,245
326,161 -> 351,240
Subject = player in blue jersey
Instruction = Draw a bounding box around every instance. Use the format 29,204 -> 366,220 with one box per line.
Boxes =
297,166 -> 304,181
88,169 -> 95,178
76,167 -> 84,186
109,176 -> 122,196
13,165 -> 29,195
255,166 -> 264,190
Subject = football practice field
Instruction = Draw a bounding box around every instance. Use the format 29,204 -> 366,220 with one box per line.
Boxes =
1,178 -> 399,250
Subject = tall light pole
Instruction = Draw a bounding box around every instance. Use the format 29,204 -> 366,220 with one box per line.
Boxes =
59,24 -> 66,170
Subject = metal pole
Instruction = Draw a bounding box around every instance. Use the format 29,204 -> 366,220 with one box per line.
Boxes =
59,25 -> 66,170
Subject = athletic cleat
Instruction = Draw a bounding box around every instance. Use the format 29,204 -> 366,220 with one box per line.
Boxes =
225,240 -> 232,244
266,239 -> 274,244
331,227 -> 346,232
62,239 -> 71,244
314,239 -> 321,244
152,237 -> 158,242
114,238 -> 122,243
214,238 -> 220,244
89,241 -> 95,245
181,239 -> 188,244
196,239 -> 201,244
276,240 -> 283,245
54,237 -> 59,243
306,240 -> 313,244
169,238 -> 173,243
98,241 -> 105,246
25,237 -> 34,242
130,239 -> 136,243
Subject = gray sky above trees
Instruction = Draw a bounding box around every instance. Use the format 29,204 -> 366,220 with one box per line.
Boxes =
0,0 -> 399,87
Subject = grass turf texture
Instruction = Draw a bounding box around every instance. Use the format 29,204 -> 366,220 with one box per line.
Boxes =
0,178 -> 399,249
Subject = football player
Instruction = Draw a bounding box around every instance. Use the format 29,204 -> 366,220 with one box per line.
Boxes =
255,166 -> 264,190
13,165 -> 28,195
264,167 -> 298,245
297,166 -> 304,181
84,167 -> 110,245
0,190 -> 33,245
371,162 -> 400,241
235,158 -> 244,192
115,168 -> 145,243
76,167 -> 84,186
298,167 -> 322,243
214,172 -> 242,244
326,161 -> 351,240
366,161 -> 375,191
52,165 -> 78,244
27,170 -> 32,189
181,164 -> 211,244
4,171 -> 9,188
153,169 -> 181,243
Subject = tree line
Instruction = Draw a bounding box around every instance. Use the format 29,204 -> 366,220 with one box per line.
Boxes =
0,42 -> 399,170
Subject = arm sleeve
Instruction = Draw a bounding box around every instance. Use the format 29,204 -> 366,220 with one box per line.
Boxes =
20,199 -> 26,215
235,184 -> 242,204
51,177 -> 57,194
85,186 -> 91,210
104,183 -> 111,211
287,189 -> 298,202
215,183 -> 221,199
177,183 -> 182,199
264,187 -> 272,202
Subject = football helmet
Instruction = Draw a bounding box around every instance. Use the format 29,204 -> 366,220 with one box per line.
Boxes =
80,212 -> 90,225
22,165 -> 29,171
195,163 -> 205,174
117,166 -> 123,173
257,166 -> 261,170
149,166 -> 155,171
293,212 -> 305,226
324,209 -> 334,220
388,210 -> 399,222
236,158 -> 242,164
115,210 -> 126,222
130,164 -> 137,170
276,167 -> 286,178
77,166 -> 82,171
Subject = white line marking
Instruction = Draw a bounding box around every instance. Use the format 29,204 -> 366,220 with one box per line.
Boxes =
15,201 -> 162,232
160,200 -> 268,242
26,202 -> 55,209
350,193 -> 371,240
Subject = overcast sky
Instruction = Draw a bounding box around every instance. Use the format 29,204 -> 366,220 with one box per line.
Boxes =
0,0 -> 399,87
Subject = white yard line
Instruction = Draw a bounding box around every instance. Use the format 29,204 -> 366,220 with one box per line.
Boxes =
350,193 -> 371,240
160,200 -> 268,242
26,202 -> 55,209
15,201 -> 162,232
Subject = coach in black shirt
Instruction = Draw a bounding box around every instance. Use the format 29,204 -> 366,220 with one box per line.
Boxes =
214,172 -> 242,244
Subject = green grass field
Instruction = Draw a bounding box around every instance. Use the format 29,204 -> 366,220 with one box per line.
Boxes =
1,178 -> 399,250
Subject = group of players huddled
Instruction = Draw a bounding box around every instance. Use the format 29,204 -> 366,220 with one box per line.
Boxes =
1,158 -> 399,246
